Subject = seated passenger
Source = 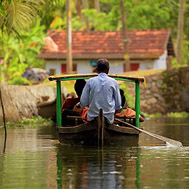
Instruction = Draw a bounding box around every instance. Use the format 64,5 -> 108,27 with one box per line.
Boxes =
61,79 -> 86,111
62,79 -> 86,126
78,89 -> 144,124
115,89 -> 144,122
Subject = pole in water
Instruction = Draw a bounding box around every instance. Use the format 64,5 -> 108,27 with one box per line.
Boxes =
97,109 -> 104,147
0,82 -> 7,153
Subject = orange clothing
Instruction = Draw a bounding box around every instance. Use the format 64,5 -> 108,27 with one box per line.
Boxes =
80,108 -> 89,123
78,108 -> 144,124
116,108 -> 144,122
61,98 -> 79,112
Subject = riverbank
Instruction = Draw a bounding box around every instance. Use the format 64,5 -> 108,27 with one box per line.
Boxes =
5,116 -> 53,128
1,111 -> 187,129
0,82 -> 66,124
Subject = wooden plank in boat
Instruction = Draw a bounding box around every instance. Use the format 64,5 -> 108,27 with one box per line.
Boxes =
57,122 -> 97,134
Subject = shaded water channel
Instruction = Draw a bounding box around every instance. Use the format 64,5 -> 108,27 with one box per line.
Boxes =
0,118 -> 189,188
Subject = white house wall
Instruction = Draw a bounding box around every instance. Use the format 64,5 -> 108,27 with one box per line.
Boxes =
153,51 -> 167,69
45,53 -> 167,75
45,60 -> 124,74
46,60 -> 62,75
77,60 -> 123,74
140,60 -> 154,70
77,61 -> 93,73
139,52 -> 167,70
109,61 -> 123,74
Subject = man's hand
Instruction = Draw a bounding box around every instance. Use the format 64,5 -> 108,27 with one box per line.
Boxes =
115,109 -> 122,114
76,102 -> 81,108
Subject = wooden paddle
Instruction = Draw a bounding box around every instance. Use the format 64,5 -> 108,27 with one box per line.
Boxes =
115,118 -> 182,147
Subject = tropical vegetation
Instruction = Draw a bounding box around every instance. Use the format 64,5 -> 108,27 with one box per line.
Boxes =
0,0 -> 188,84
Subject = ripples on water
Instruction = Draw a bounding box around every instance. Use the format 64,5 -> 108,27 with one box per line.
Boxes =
0,118 -> 189,188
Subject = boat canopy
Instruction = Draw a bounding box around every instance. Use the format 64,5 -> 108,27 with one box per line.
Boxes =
49,73 -> 145,83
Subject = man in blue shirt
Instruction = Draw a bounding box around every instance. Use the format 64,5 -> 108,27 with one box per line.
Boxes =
80,59 -> 122,124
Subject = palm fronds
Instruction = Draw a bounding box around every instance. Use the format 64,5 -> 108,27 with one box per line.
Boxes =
0,0 -> 45,34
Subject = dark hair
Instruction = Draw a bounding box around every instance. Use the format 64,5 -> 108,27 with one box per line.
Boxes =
74,79 -> 86,97
120,89 -> 126,107
96,59 -> 109,73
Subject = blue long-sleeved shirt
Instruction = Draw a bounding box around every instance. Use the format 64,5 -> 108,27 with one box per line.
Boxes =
80,73 -> 122,124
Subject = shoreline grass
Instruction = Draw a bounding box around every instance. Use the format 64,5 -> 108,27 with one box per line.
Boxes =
6,116 -> 53,128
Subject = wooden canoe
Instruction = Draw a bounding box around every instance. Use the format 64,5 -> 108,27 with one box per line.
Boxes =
49,73 -> 145,146
57,110 -> 140,146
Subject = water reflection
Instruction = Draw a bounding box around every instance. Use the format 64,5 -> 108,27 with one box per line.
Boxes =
0,127 -> 58,189
56,145 -> 141,188
139,118 -> 189,146
0,118 -> 189,188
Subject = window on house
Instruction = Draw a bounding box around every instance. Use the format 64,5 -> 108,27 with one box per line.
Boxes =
123,63 -> 139,72
130,63 -> 139,71
61,64 -> 77,73
49,69 -> 56,75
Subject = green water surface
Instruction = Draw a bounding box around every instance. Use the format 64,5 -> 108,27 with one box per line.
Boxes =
0,118 -> 189,189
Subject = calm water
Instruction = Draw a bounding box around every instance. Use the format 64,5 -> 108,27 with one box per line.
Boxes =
0,118 -> 189,189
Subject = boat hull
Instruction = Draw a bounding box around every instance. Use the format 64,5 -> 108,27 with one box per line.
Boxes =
57,120 -> 139,146
38,100 -> 56,119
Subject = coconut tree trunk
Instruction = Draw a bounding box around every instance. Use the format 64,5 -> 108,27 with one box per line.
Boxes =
75,0 -> 82,19
82,0 -> 90,31
66,0 -> 73,73
94,0 -> 100,12
120,0 -> 130,72
176,0 -> 185,64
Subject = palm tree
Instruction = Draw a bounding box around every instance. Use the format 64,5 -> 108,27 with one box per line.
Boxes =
176,0 -> 185,64
0,0 -> 45,33
0,0 -> 69,34
0,0 -> 45,34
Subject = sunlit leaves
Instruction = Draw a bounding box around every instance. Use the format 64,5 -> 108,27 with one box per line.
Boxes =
127,2 -> 171,30
81,9 -> 117,30
0,0 -> 45,34
0,18 -> 45,81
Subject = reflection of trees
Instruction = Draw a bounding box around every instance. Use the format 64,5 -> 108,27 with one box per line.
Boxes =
141,119 -> 187,146
0,128 -> 58,188
57,145 -> 141,188
0,152 -> 4,189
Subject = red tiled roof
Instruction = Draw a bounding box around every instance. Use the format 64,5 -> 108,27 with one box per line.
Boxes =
37,29 -> 174,60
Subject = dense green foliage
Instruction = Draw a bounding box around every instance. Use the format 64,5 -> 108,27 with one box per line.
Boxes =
7,116 -> 53,128
0,0 -> 45,33
149,112 -> 189,118
0,19 -> 45,83
0,0 -> 188,84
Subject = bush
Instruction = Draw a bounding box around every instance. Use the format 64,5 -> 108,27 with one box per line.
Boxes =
167,112 -> 189,118
8,76 -> 31,85
119,83 -> 135,108
7,116 -> 53,127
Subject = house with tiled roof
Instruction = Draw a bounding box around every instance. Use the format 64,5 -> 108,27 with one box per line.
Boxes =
37,29 -> 175,75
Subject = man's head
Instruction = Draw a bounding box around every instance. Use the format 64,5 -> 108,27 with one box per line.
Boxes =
96,59 -> 110,74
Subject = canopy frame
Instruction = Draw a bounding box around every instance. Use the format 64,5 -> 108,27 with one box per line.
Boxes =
49,74 -> 144,128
